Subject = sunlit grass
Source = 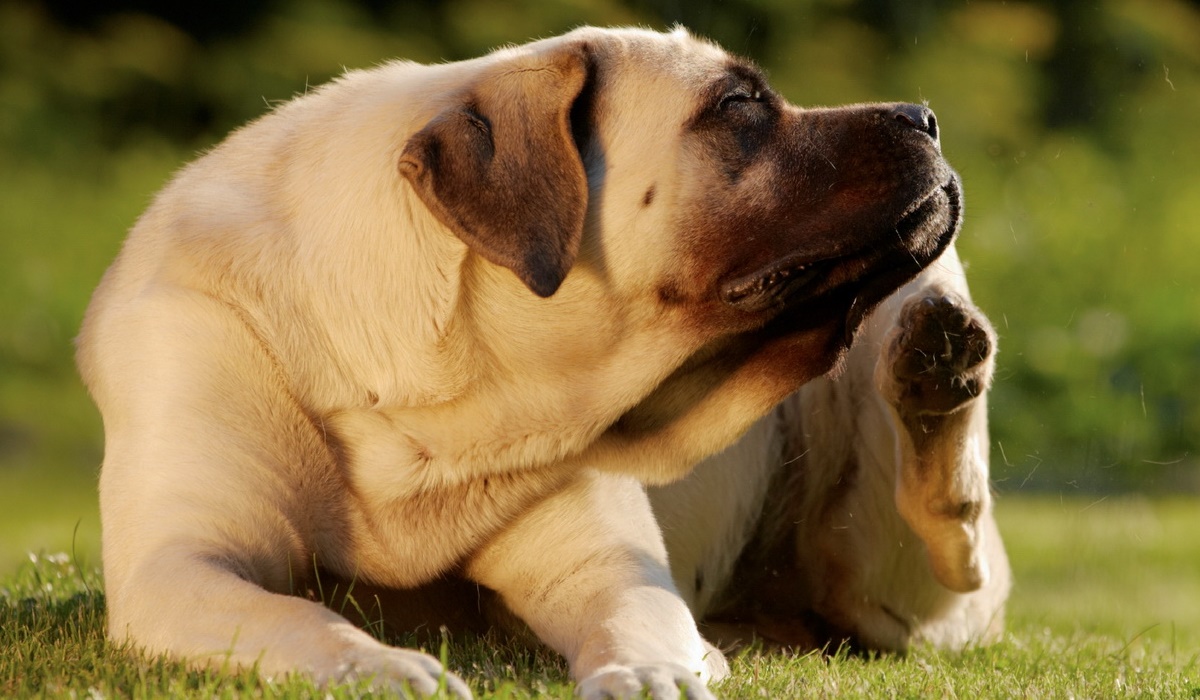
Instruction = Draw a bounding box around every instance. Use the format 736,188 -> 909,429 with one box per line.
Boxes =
4,496 -> 1200,698
0,465 -> 100,573
1000,495 -> 1200,656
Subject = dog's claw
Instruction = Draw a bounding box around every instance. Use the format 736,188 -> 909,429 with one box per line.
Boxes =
576,663 -> 716,700
342,647 -> 472,699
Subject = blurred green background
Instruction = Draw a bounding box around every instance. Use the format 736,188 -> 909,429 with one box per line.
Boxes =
0,0 -> 1197,570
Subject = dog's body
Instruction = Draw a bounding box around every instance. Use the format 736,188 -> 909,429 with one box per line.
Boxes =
78,27 -> 971,698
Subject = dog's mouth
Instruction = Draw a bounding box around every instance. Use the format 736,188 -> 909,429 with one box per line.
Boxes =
719,256 -> 840,312
719,175 -> 962,318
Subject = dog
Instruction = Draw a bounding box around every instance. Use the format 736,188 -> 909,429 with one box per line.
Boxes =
651,244 -> 1011,655
76,26 -> 964,699
340,246 -> 1012,659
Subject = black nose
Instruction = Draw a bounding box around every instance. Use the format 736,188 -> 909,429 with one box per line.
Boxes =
891,103 -> 938,141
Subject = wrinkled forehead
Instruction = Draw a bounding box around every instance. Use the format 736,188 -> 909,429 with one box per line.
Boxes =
590,27 -> 743,97
567,27 -> 763,144
602,27 -> 732,77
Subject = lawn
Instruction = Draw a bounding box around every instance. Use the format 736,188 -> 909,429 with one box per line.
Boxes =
3,496 -> 1199,698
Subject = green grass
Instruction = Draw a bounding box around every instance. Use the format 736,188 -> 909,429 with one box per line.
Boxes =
4,496 -> 1200,698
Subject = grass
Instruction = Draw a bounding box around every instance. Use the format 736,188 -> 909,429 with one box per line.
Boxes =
4,496 -> 1200,698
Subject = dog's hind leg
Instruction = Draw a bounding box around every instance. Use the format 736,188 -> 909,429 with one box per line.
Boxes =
466,470 -> 725,700
875,270 -> 1005,598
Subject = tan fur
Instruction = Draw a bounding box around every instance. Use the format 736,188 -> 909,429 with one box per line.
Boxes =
78,26 -> 965,699
652,245 -> 1011,653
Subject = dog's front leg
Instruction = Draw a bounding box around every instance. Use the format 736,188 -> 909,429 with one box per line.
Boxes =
466,470 -> 727,700
106,547 -> 473,696
85,290 -> 471,698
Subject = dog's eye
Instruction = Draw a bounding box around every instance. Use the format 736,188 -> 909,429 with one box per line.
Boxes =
719,89 -> 765,110
464,109 -> 491,135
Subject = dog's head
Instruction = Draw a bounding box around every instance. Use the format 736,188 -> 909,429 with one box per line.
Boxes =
399,26 -> 961,397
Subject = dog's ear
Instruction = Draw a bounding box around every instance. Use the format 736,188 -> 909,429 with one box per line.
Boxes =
399,43 -> 592,298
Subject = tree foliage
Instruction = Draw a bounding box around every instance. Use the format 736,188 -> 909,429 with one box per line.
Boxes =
1,0 -> 1197,492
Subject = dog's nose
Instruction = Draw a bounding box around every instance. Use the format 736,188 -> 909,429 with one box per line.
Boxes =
891,103 -> 938,142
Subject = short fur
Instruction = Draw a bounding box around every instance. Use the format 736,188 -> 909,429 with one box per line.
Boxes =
652,245 -> 1011,653
77,27 -> 966,698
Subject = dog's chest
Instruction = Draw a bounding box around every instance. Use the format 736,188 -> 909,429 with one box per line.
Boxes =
311,428 -> 572,588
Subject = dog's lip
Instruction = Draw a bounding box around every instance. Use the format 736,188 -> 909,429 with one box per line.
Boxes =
719,255 -> 839,312
720,173 -> 962,317
845,175 -> 963,335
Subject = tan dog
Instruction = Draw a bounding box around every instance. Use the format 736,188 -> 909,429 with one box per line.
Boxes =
653,245 -> 1011,654
76,27 -> 963,698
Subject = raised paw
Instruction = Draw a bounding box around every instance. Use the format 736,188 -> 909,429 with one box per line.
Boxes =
576,663 -> 715,700
882,291 -> 995,417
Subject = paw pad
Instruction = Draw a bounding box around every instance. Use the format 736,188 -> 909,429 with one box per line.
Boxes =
887,293 -> 994,415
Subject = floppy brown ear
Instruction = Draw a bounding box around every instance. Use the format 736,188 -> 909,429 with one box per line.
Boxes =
399,44 -> 591,298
